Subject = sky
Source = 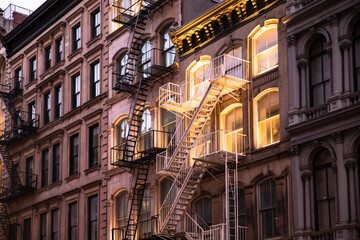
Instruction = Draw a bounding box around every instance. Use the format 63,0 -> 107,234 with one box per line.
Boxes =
0,0 -> 46,12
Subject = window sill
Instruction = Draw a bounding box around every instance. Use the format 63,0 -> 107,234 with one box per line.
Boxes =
84,164 -> 101,175
253,141 -> 281,152
25,78 -> 37,90
65,172 -> 81,182
86,33 -> 102,48
252,67 -> 279,87
38,180 -> 62,193
68,47 -> 83,61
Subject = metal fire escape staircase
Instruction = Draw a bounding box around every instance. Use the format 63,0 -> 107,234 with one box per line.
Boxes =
0,81 -> 38,240
111,1 -> 173,239
157,54 -> 249,235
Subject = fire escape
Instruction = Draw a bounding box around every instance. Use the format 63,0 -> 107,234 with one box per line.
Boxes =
110,1 -> 174,239
157,54 -> 249,239
0,77 -> 39,240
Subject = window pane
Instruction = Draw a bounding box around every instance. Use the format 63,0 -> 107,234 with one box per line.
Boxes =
317,201 -> 330,230
312,84 -> 324,106
310,56 -> 322,85
315,168 -> 327,201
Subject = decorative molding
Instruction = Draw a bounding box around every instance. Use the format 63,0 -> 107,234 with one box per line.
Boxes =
287,35 -> 297,46
290,145 -> 301,156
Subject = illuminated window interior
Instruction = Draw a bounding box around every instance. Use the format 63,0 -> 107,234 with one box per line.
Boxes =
221,104 -> 243,153
115,118 -> 129,146
254,89 -> 280,148
115,191 -> 128,231
187,57 -> 211,100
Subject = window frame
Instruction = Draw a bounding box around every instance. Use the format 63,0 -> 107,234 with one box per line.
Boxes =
89,124 -> 99,168
23,217 -> 31,240
41,148 -> 49,187
29,57 -> 36,81
54,85 -> 62,119
68,202 -> 78,240
91,9 -> 101,38
14,67 -> 22,89
51,209 -> 59,240
27,101 -> 36,127
115,191 -> 128,229
44,45 -> 52,71
161,26 -> 175,67
72,23 -> 81,52
69,133 -> 79,175
55,37 -> 63,63
72,73 -> 81,109
88,195 -> 98,240
44,91 -> 51,125
25,156 -> 34,187
52,143 -> 60,183
90,60 -> 100,99
40,212 -> 47,240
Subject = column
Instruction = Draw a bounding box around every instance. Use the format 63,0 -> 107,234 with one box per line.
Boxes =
291,146 -> 305,232
329,15 -> 342,96
297,57 -> 308,109
332,132 -> 349,224
287,35 -> 300,111
301,168 -> 312,231
340,36 -> 353,94
345,156 -> 358,223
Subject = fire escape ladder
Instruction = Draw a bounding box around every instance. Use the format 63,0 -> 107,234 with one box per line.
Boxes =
226,157 -> 238,240
125,161 -> 150,240
0,145 -> 21,189
0,203 -> 10,240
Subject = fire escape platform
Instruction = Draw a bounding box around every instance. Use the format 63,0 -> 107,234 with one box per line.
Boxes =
194,150 -> 245,166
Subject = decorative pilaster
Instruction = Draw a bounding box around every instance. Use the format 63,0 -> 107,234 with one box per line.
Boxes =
297,56 -> 309,109
344,155 -> 358,223
287,35 -> 300,111
328,15 -> 342,96
301,167 -> 313,231
339,36 -> 352,94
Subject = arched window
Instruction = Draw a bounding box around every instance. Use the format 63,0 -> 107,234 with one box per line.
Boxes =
141,109 -> 151,134
221,104 -> 243,153
137,109 -> 152,153
188,61 -> 210,100
161,26 -> 175,67
258,179 -> 279,239
117,54 -> 128,78
309,35 -> 331,107
353,22 -> 360,92
139,185 -> 151,238
254,89 -> 280,148
313,149 -> 335,230
115,191 -> 128,230
253,24 -> 278,75
160,108 -> 176,145
140,41 -> 151,78
195,197 -> 212,227
160,178 -> 176,223
115,118 -> 129,146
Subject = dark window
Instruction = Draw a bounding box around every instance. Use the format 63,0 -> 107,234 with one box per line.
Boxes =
72,74 -> 80,109
69,202 -> 78,240
161,27 -> 175,67
23,218 -> 31,240
89,124 -> 99,168
72,24 -> 81,52
353,23 -> 360,91
69,134 -> 79,175
52,143 -> 60,182
40,213 -> 47,240
90,61 -> 100,98
195,197 -> 212,228
45,45 -> 52,70
309,36 -> 331,107
91,9 -> 100,38
25,156 -> 33,187
259,179 -> 279,239
55,38 -> 63,63
88,195 -> 98,240
41,149 -> 49,187
28,101 -> 36,127
44,92 -> 51,124
314,149 -> 336,230
51,209 -> 59,240
238,188 -> 246,226
14,67 -> 22,89
54,85 -> 62,119
29,57 -> 36,81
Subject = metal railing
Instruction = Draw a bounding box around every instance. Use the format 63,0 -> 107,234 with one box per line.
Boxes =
159,82 -> 181,107
139,48 -> 176,70
0,111 -> 39,140
193,130 -> 246,159
203,223 -> 226,240
0,171 -> 37,199
111,0 -> 142,24
3,4 -> 33,20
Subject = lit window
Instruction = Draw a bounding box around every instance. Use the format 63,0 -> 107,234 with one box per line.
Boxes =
115,192 -> 128,229
160,108 -> 175,146
221,104 -> 243,153
141,109 -> 151,134
189,62 -> 210,99
253,25 -> 278,75
161,27 -> 175,67
259,179 -> 279,239
314,149 -> 336,230
309,36 -> 331,107
254,89 -> 280,148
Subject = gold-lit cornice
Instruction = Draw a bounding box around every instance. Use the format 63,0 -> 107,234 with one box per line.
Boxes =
169,0 -> 281,58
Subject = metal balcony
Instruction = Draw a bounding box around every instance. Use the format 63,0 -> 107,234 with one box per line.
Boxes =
0,171 -> 37,202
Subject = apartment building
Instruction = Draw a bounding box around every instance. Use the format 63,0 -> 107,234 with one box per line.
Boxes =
107,0 -> 290,239
0,0 -> 108,239
284,0 -> 360,239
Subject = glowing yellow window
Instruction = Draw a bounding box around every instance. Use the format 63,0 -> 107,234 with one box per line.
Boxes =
221,104 -> 243,153
255,90 -> 280,148
189,63 -> 209,99
253,25 -> 278,75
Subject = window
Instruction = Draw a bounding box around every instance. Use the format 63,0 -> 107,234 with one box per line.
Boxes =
140,41 -> 151,78
72,24 -> 81,52
45,45 -> 52,70
28,101 -> 36,127
188,62 -> 210,99
238,188 -> 246,226
160,178 -> 175,222
88,195 -> 98,240
54,85 -> 62,119
14,67 -> 22,89
115,119 -> 129,146
195,197 -> 212,227
72,73 -> 81,109
40,213 -> 47,240
25,156 -> 33,187
253,25 -> 278,75
69,202 -> 78,240
23,218 -> 31,240
29,57 -> 36,81
91,9 -> 100,38
353,23 -> 360,91
221,104 -> 243,153
117,54 -> 128,78
55,37 -> 63,63
259,179 -> 279,239
70,134 -> 79,175
44,92 -> 51,124
89,124 -> 99,167
314,149 -> 335,230
52,143 -> 60,182
51,209 -> 59,240
90,61 -> 100,98
41,149 -> 49,187
141,109 -> 151,134
160,108 -> 176,146
161,27 -> 175,67
115,192 -> 128,229
309,36 -> 331,107
139,185 -> 151,239
255,89 -> 280,148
